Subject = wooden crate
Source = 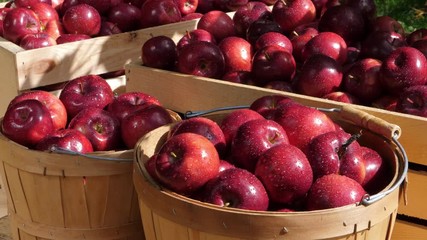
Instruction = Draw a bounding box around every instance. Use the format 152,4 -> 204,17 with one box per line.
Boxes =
124,62 -> 427,238
0,18 -> 200,116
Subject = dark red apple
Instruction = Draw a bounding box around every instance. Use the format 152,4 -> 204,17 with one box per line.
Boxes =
264,80 -> 294,92
196,0 -> 215,13
107,91 -> 161,122
62,3 -> 101,36
406,28 -> 427,45
323,91 -> 360,104
273,101 -> 337,153
155,132 -> 220,195
245,18 -> 283,46
289,26 -> 318,63
121,104 -> 174,149
1,99 -> 54,148
272,0 -> 316,34
19,32 -> 57,49
360,30 -> 406,61
230,118 -> 289,172
142,35 -> 177,70
294,54 -> 343,98
68,107 -> 121,151
232,1 -> 271,37
7,90 -> 67,131
98,21 -> 122,36
107,3 -> 141,32
213,0 -> 248,11
0,8 -> 12,37
78,0 -> 114,15
370,15 -> 405,36
360,146 -> 390,194
176,41 -> 225,79
255,31 -> 293,53
306,174 -> 366,210
180,12 -> 203,21
249,94 -> 293,120
36,128 -> 94,153
301,31 -> 348,65
220,70 -> 256,85
14,0 -> 52,8
59,75 -> 114,119
197,10 -> 236,42
255,144 -> 313,205
380,47 -> 427,95
202,167 -> 269,211
176,29 -> 216,51
395,85 -> 427,117
411,39 -> 427,59
56,33 -> 91,43
218,159 -> 235,172
218,36 -> 253,72
2,7 -> 41,44
371,95 -> 398,112
173,0 -> 198,16
140,0 -> 182,28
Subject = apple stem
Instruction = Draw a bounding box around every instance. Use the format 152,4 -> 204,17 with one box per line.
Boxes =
338,130 -> 363,158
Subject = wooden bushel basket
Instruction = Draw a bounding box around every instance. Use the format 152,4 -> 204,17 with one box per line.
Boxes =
133,104 -> 408,240
0,110 -> 181,240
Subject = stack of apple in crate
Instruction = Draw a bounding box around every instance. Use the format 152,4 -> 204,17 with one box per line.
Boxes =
0,74 -> 181,239
132,94 -> 407,240
125,0 -> 427,238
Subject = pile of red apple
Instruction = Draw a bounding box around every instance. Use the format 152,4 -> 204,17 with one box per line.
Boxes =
141,0 -> 427,118
144,95 -> 392,212
0,0 -> 278,50
1,74 -> 175,153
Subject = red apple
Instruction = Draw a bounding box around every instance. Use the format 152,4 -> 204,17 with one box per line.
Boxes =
323,91 -> 360,104
59,74 -> 114,119
306,130 -> 366,184
7,90 -> 67,130
1,99 -> 54,148
230,118 -> 289,172
272,0 -> 316,34
249,94 -> 293,120
141,35 -> 177,70
78,0 -> 114,15
196,0 -> 215,13
36,128 -> 94,153
2,7 -> 41,44
30,2 -> 59,26
301,31 -> 348,65
245,18 -> 283,46
58,0 -> 80,16
232,1 -> 271,37
107,2 -> 142,32
371,95 -> 398,112
306,174 -> 366,210
107,91 -> 161,122
56,33 -> 91,43
406,28 -> 427,45
411,39 -> 427,59
289,26 -> 318,63
62,3 -> 101,36
0,8 -> 12,37
218,159 -> 235,172
14,0 -> 52,8
155,132 -> 220,195
218,36 -> 253,72
19,32 -> 57,49
251,45 -> 296,86
395,85 -> 427,117
380,47 -> 427,95
68,107 -> 121,151
273,101 -> 337,153
213,0 -> 248,12
121,104 -> 174,149
370,15 -> 405,37
263,80 -> 294,92
220,70 -> 256,85
255,144 -> 313,205
360,146 -> 390,194
176,41 -> 225,79
180,12 -> 203,21
196,10 -> 236,42
169,116 -> 226,157
140,0 -> 181,28
360,30 -> 406,61
176,29 -> 216,51
43,19 -> 64,39
173,0 -> 198,16
98,20 -> 122,36
202,167 -> 269,211
294,54 -> 343,98
255,31 -> 293,53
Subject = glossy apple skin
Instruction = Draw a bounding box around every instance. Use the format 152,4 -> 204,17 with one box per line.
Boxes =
107,3 -> 142,32
62,4 -> 101,36
290,26 -> 318,63
221,70 -> 256,85
360,30 -> 406,61
140,0 -> 182,28
43,19 -> 64,39
272,0 -> 316,34
68,107 -> 121,151
323,91 -> 360,104
78,0 -> 114,15
342,58 -> 383,104
56,33 -> 91,43
202,168 -> 269,211
59,75 -> 114,119
245,18 -> 282,46
295,54 -> 343,98
395,85 -> 427,117
0,8 -> 12,37
14,0 -> 52,8
219,109 -> 264,150
197,10 -> 236,42
360,146 -> 391,194
177,41 -> 225,79
255,31 -> 293,53
8,90 -> 67,131
19,32 -> 57,49
306,174 -> 366,210
406,28 -> 427,45
273,101 -> 336,154
173,0 -> 198,15
36,128 -> 94,153
30,2 -> 59,26
370,15 -> 405,36
230,118 -> 289,172
380,47 -> 427,95
2,8 -> 41,44
142,35 -> 177,70
218,159 -> 235,172
249,94 -> 293,120
411,39 -> 427,59
121,104 -> 174,149
232,1 -> 271,37
155,132 -> 220,195
98,20 -> 122,36
252,45 -> 296,86
301,31 -> 348,65
1,99 -> 54,148
176,29 -> 216,51
255,144 -> 313,205
218,36 -> 253,73
306,130 -> 366,184
107,91 -> 161,122
169,117 -> 226,157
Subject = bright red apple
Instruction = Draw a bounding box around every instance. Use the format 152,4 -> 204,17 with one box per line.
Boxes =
218,36 -> 253,72
2,7 -> 41,44
272,0 -> 316,34
196,10 -> 236,42
62,3 -> 101,36
107,91 -> 161,122
36,128 -> 94,153
140,0 -> 182,28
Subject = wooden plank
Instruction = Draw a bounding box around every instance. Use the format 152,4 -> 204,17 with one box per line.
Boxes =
392,220 -> 427,240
